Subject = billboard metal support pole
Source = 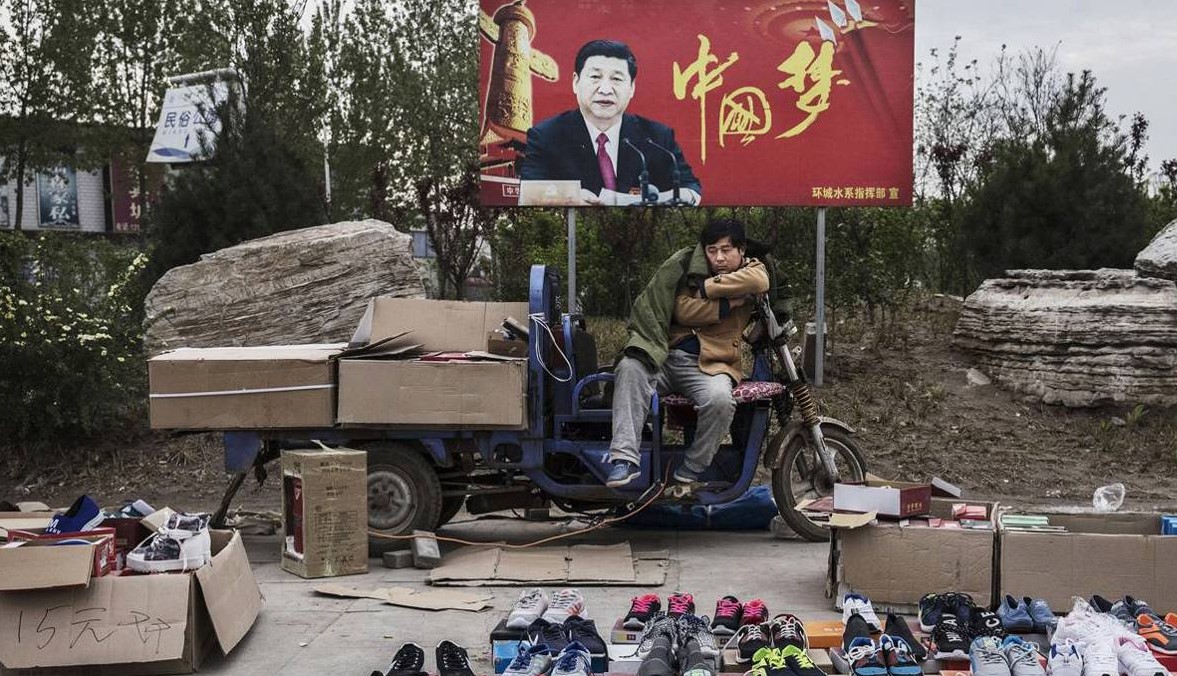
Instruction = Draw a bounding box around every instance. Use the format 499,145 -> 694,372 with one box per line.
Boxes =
814,207 -> 827,387
567,208 -> 577,313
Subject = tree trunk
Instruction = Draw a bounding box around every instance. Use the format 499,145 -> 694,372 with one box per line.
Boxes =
13,141 -> 27,232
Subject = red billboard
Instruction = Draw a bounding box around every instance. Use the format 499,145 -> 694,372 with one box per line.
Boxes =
478,0 -> 914,207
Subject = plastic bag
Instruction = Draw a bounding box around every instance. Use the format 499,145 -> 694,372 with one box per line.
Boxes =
1092,483 -> 1125,512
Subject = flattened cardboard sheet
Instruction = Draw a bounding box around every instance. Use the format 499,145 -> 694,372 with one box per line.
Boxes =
429,542 -> 666,586
313,583 -> 493,611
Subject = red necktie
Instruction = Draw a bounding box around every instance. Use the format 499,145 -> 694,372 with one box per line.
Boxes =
596,133 -> 617,191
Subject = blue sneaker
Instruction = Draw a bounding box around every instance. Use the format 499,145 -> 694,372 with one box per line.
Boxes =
997,595 -> 1034,633
45,495 -> 104,534
1026,598 -> 1055,632
879,635 -> 922,676
846,637 -> 887,676
605,460 -> 639,487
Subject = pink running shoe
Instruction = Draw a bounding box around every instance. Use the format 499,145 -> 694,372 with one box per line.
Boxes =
622,594 -> 661,630
711,595 -> 742,635
667,592 -> 695,618
742,599 -> 769,626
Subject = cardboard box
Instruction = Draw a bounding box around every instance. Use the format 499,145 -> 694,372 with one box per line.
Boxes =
149,344 -> 344,429
834,479 -> 932,518
0,530 -> 261,673
803,620 -> 847,649
487,331 -> 528,358
337,358 -> 528,428
2,528 -> 117,586
350,297 -> 530,349
281,448 -> 368,578
999,511 -> 1177,612
829,500 -> 998,609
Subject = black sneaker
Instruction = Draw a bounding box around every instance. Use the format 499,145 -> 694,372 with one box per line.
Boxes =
624,594 -> 662,630
372,642 -> 427,676
711,595 -> 742,635
931,615 -> 969,661
730,623 -> 771,663
883,613 -> 926,661
528,618 -> 570,653
918,593 -> 945,632
969,610 -> 1005,640
766,613 -> 808,650
844,612 -> 874,653
943,593 -> 976,628
637,631 -> 675,676
436,641 -> 475,676
564,617 -> 607,655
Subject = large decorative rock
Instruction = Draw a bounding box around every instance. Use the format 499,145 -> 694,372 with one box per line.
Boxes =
145,220 -> 424,355
952,269 -> 1177,407
1136,218 -> 1177,282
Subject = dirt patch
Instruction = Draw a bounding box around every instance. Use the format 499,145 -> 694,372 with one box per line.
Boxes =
3,306 -> 1176,515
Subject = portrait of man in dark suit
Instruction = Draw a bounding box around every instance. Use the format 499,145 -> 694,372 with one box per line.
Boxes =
518,39 -> 703,205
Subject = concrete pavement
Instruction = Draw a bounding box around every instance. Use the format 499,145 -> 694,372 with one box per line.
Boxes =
197,517 -> 839,676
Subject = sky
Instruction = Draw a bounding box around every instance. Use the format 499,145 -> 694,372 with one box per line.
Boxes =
915,0 -> 1177,177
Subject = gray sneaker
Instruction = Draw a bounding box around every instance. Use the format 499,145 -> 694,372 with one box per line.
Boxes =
676,613 -> 720,657
551,642 -> 592,676
1002,636 -> 1045,676
970,636 -> 1012,676
636,614 -> 678,658
503,643 -> 553,676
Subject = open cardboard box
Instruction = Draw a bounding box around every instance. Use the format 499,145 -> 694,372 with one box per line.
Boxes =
999,510 -> 1177,612
0,530 -> 262,674
828,498 -> 999,610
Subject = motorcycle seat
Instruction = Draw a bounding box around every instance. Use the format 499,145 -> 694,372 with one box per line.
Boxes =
662,380 -> 784,407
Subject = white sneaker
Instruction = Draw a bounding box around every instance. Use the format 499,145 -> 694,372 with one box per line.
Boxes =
843,593 -> 882,631
542,589 -> 586,623
1047,640 -> 1083,676
1115,636 -> 1167,676
126,512 -> 212,573
506,588 -> 550,630
1079,640 -> 1120,676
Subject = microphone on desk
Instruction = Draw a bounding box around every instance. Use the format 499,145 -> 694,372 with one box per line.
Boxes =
622,137 -> 659,205
646,138 -> 690,206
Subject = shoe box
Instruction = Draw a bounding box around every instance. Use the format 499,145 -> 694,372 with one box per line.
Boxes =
280,447 -> 368,579
488,619 -> 610,674
0,529 -> 261,674
829,499 -> 1000,611
610,617 -> 643,644
0,527 -> 118,588
998,510 -> 1177,613
833,478 -> 933,518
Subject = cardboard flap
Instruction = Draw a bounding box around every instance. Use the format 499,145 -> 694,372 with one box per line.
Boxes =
0,542 -> 95,590
0,574 -> 190,668
0,512 -> 53,538
195,530 -> 262,655
348,298 -> 530,351
829,511 -> 878,529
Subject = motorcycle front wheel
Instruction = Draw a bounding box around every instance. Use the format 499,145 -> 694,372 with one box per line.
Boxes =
770,426 -> 868,542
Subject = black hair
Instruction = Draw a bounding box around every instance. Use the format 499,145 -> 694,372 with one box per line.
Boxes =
574,40 -> 638,81
699,218 -> 747,248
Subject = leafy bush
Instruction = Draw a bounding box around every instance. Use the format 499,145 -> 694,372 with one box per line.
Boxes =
0,232 -> 149,463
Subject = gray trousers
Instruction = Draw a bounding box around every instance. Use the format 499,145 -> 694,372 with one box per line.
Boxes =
609,350 -> 737,473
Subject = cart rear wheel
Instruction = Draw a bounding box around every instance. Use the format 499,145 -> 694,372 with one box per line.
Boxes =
365,443 -> 443,555
771,427 -> 867,542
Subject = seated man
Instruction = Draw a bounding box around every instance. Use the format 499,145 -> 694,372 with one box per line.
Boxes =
607,218 -> 770,487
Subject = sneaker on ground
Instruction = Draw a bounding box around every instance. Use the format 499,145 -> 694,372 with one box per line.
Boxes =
711,596 -> 742,635
507,588 -> 551,629
970,636 -> 1012,676
504,643 -> 554,676
635,613 -> 678,659
371,641 -> 427,676
436,641 -> 475,676
528,618 -> 570,653
542,589 -> 586,623
1080,640 -> 1119,676
1115,635 -> 1167,676
998,596 -> 1035,633
1135,614 -> 1177,655
1026,599 -> 1056,633
126,512 -> 211,573
843,593 -> 882,632
846,637 -> 888,676
625,594 -> 662,630
766,613 -> 807,650
742,599 -> 769,626
883,614 -> 927,661
919,593 -> 947,632
972,609 -> 1007,640
45,495 -> 104,535
1047,641 -> 1083,676
727,622 -> 770,663
933,615 -> 971,661
1003,636 -> 1046,676
677,613 -> 720,657
667,592 -> 696,618
844,612 -> 874,653
782,644 -> 827,676
879,635 -> 922,676
565,617 -> 607,655
551,641 -> 593,676
607,460 -> 641,487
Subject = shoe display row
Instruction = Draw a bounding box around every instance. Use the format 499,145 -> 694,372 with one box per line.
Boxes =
1086,594 -> 1177,656
1052,597 -> 1169,676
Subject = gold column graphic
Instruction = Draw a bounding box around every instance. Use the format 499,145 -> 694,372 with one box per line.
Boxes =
479,0 -> 558,148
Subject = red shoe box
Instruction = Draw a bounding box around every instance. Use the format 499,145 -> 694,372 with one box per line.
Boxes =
6,527 -> 116,578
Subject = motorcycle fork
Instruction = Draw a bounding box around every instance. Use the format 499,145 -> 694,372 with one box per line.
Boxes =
771,341 -> 840,483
